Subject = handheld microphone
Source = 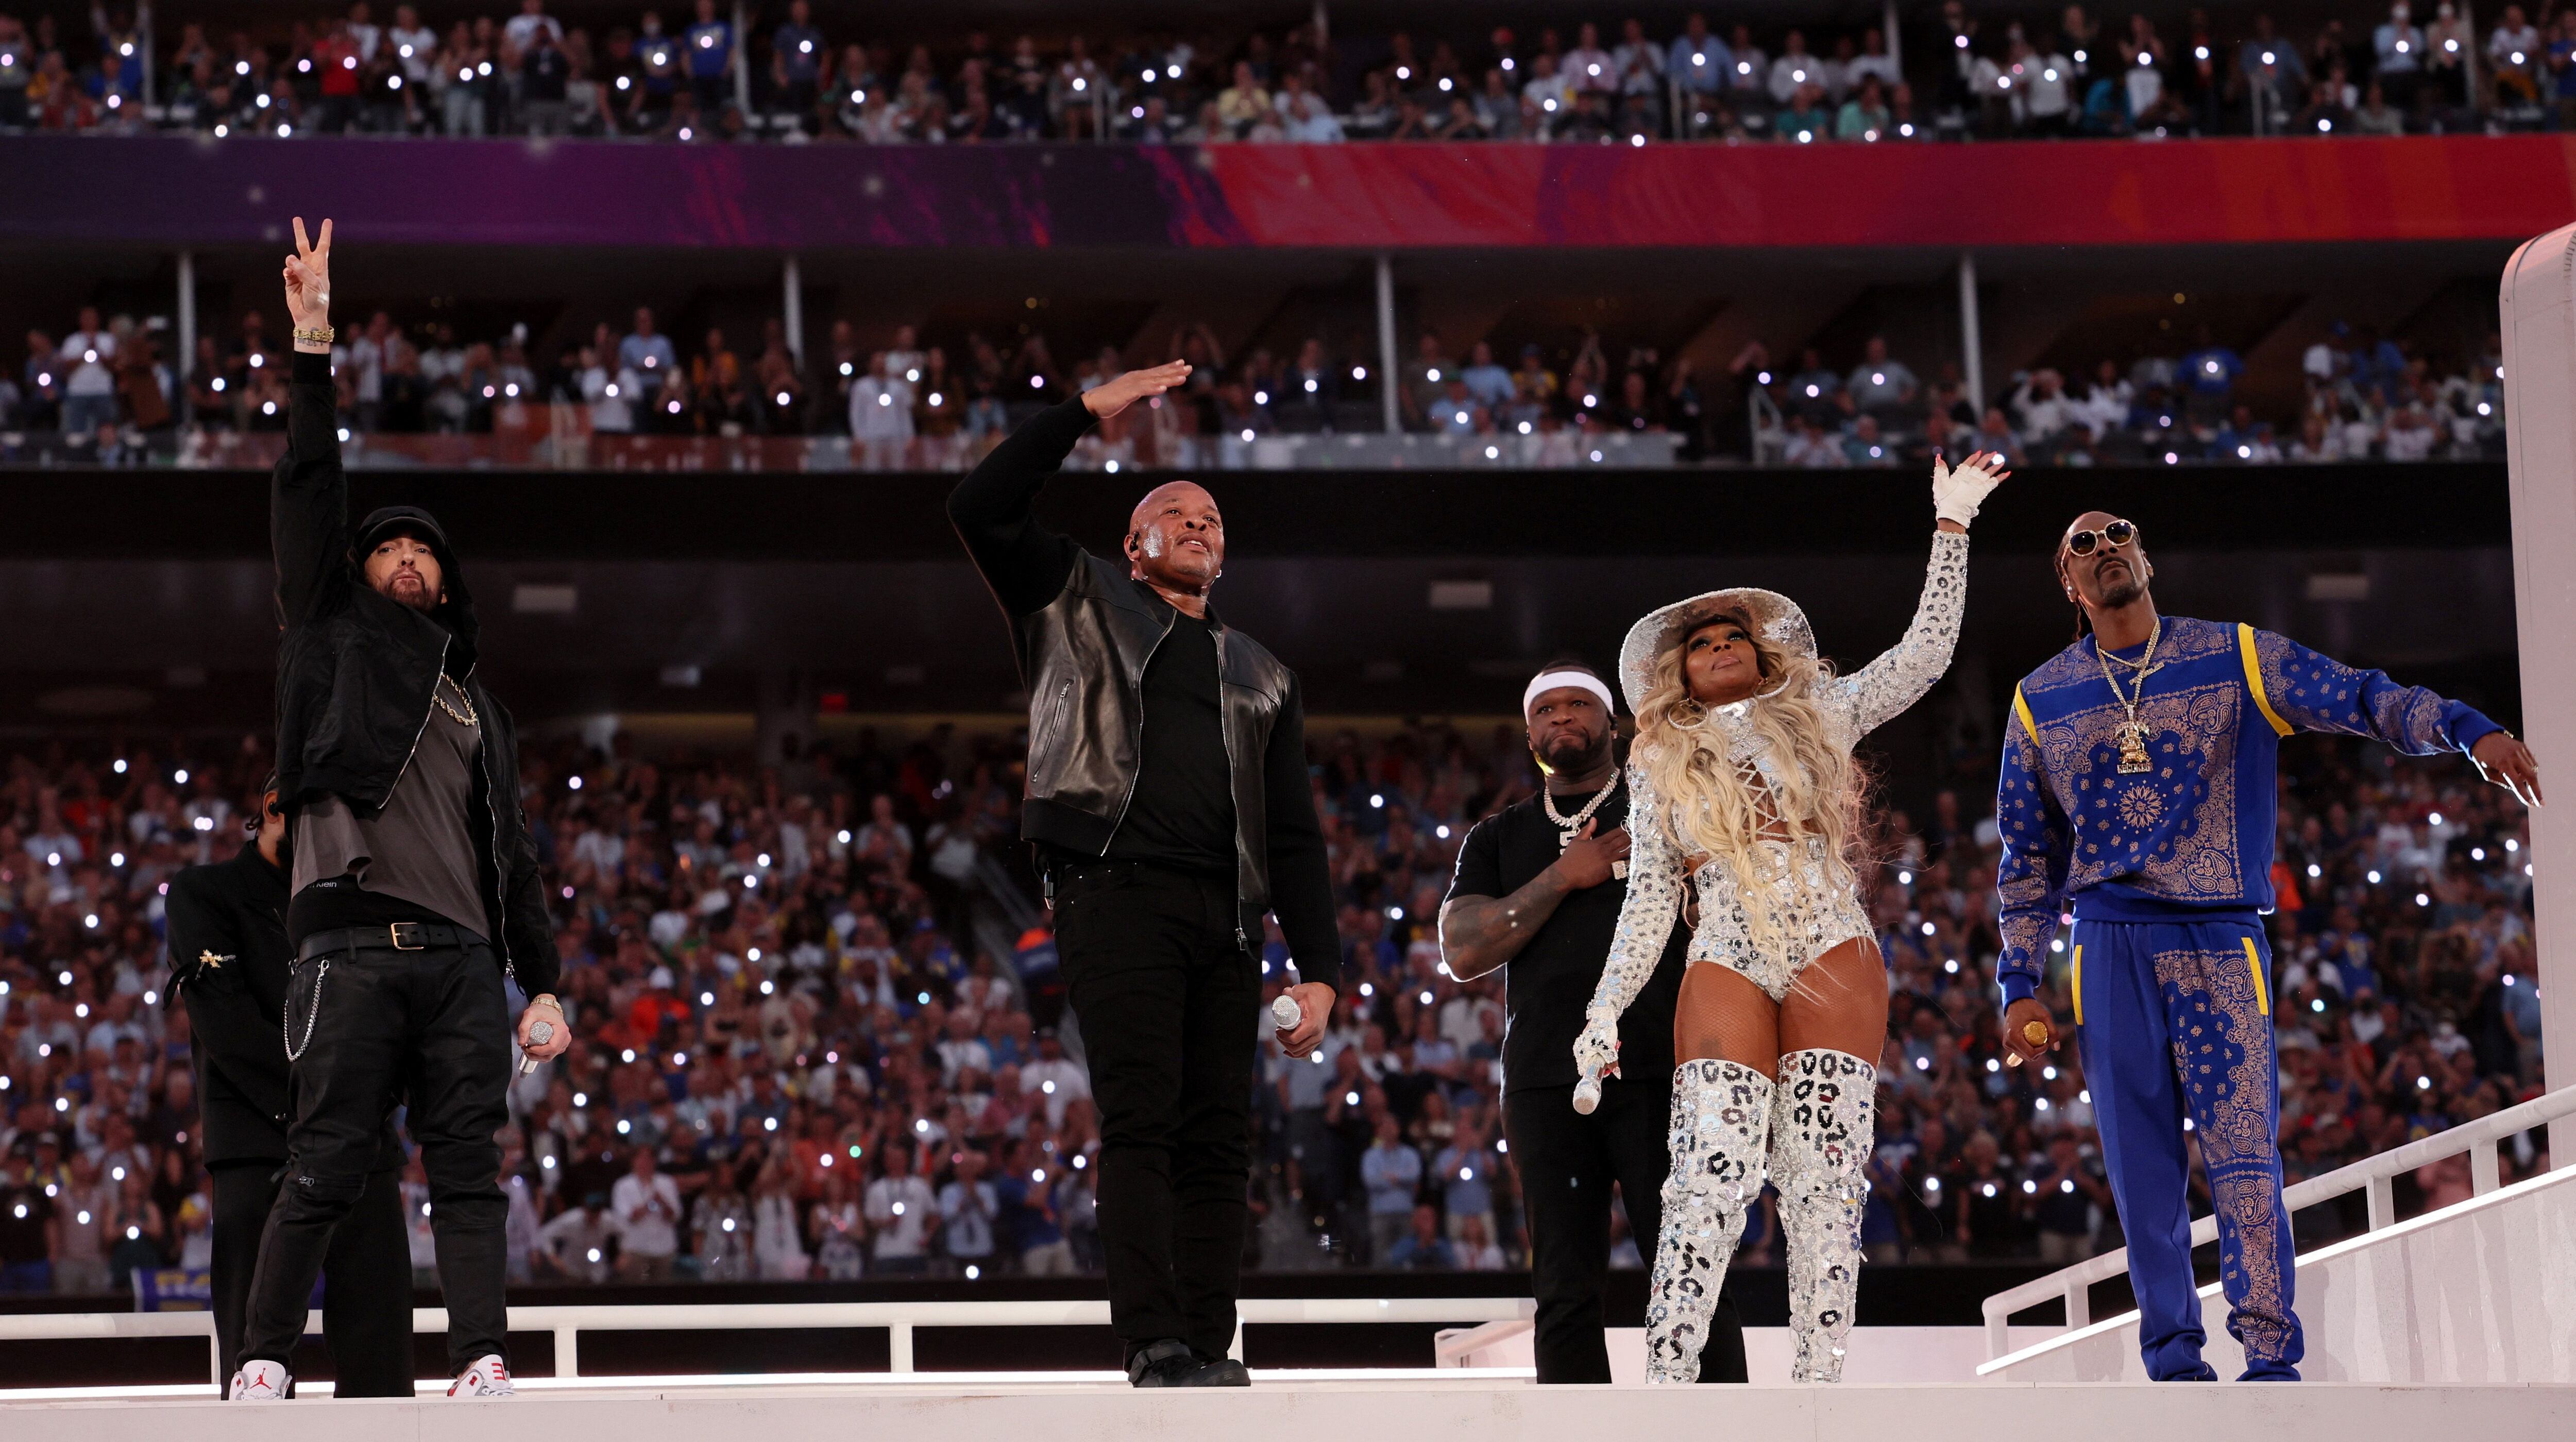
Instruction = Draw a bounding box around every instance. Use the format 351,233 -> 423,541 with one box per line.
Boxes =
1270,994 -> 1302,1031
519,1019 -> 553,1075
1572,1075 -> 1603,1114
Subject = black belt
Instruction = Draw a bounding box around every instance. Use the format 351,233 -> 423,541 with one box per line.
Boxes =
298,922 -> 482,961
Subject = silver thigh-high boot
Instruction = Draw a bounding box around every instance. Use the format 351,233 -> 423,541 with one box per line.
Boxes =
1770,1048 -> 1878,1383
1643,1059 -> 1773,1384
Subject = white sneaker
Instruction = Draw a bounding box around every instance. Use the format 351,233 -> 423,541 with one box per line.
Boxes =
229,1360 -> 291,1400
446,1354 -> 515,1398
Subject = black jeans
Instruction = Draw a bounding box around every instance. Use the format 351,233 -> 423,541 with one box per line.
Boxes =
212,1160 -> 413,1396
244,939 -> 511,1373
1054,860 -> 1260,1363
1505,1080 -> 1748,1384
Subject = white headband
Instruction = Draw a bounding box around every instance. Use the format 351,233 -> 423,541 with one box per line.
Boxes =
1523,669 -> 1616,720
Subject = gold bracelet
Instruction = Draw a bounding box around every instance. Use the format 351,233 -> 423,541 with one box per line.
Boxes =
527,994 -> 564,1014
292,325 -> 335,346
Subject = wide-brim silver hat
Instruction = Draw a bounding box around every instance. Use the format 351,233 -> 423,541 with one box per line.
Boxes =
1616,587 -> 1816,715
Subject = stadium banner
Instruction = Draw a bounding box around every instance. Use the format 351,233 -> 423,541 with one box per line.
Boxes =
3,135 -> 2568,251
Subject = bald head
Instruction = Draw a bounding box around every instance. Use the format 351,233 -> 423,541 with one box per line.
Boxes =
1125,480 -> 1226,603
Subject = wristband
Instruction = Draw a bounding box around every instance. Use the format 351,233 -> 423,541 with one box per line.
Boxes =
292,325 -> 335,347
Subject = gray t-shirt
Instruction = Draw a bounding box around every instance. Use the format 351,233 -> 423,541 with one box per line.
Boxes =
293,677 -> 487,933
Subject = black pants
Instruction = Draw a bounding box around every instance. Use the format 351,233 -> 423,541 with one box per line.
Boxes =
1055,861 -> 1260,1363
211,1161 -> 413,1396
1505,1080 -> 1748,1384
245,939 -> 511,1373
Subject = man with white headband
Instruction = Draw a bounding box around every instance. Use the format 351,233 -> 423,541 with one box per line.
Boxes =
1439,660 -> 1745,1384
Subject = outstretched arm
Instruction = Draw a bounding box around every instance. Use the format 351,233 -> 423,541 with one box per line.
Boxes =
273,216 -> 348,627
945,361 -> 1191,618
2247,626 -> 2543,806
1834,451 -> 2007,737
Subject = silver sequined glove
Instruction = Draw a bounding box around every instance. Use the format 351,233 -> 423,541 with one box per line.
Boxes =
1571,1011 -> 1621,1111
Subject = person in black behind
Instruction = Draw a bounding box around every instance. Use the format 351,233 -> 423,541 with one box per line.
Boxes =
946,359 -> 1344,1389
1440,662 -> 1747,1384
233,218 -> 573,1403
168,779 -> 412,1397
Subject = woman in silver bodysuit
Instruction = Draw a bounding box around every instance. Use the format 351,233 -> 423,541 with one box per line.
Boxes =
1573,452 -> 2007,1384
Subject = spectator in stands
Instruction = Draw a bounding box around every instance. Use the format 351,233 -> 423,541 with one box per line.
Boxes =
520,23 -> 570,134
2178,327 -> 2245,427
618,307 -> 676,401
1383,1202 -> 1455,1269
938,1149 -> 998,1276
1358,1114 -> 1420,1263
2375,2 -> 2427,109
56,307 -> 117,436
866,1143 -> 937,1275
680,0 -> 728,117
1837,75 -> 1892,138
1670,13 -> 1731,103
2487,7 -> 2540,105
611,1145 -> 681,1280
1844,337 -> 1919,429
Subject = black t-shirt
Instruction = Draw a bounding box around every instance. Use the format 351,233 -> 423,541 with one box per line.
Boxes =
1446,781 -> 1690,1096
1104,612 -> 1236,875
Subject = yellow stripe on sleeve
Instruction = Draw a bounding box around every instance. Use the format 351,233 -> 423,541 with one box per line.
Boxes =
2012,684 -> 2039,745
2070,943 -> 2084,1027
2239,622 -> 2293,737
2243,937 -> 2270,1016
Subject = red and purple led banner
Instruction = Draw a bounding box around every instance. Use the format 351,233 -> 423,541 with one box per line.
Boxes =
11,134 -> 2567,250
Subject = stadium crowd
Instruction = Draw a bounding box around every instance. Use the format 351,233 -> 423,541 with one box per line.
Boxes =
2,302 -> 2513,470
0,692 -> 2549,1293
0,2 -> 2567,145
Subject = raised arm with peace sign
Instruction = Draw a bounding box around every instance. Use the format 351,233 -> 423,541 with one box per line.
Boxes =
282,215 -> 333,350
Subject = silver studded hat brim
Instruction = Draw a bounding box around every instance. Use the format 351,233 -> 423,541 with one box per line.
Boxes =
1616,586 -> 1817,715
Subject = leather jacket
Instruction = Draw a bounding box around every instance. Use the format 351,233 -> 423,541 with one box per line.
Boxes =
1016,549 -> 1294,942
946,399 -> 1344,984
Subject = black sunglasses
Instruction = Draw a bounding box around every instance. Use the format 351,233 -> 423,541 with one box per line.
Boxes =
2064,519 -> 2139,557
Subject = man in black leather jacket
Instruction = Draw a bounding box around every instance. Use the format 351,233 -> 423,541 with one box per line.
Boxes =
947,361 -> 1343,1388
169,782 -> 412,1397
232,218 -> 572,1403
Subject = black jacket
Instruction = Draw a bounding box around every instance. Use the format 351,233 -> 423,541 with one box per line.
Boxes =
273,350 -> 557,994
946,399 -> 1347,991
167,841 -> 398,1168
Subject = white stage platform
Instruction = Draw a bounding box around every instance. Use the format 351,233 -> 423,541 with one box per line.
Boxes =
3,1376 -> 2572,1442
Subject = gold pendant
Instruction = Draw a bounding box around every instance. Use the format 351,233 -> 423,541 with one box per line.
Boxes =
2115,721 -> 2154,775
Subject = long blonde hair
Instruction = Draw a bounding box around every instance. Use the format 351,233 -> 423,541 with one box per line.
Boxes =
1633,612 -> 1867,955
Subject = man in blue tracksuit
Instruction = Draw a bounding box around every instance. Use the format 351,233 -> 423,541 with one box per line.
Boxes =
1992,511 -> 2541,1381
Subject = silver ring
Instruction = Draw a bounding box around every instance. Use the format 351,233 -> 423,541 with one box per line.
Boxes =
1611,860 -> 1630,880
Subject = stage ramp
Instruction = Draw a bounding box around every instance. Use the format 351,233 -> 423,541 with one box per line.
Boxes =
1981,1162 -> 2576,1384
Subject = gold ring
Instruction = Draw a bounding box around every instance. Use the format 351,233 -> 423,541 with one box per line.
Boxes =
2022,1020 -> 2048,1045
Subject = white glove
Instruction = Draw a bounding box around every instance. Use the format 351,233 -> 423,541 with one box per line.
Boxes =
1931,450 -> 2008,529
1572,1013 -> 1622,1095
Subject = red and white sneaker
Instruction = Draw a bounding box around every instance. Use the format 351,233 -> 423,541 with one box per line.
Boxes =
229,1360 -> 291,1400
446,1354 -> 515,1398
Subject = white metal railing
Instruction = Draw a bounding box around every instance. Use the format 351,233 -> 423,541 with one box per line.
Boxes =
1980,1084 -> 2576,1360
0,1296 -> 1535,1388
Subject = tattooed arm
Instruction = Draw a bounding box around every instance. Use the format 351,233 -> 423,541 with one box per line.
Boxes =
1439,817 -> 1630,981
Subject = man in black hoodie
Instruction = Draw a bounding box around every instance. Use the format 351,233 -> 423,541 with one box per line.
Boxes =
232,218 -> 571,1402
168,778 -> 412,1397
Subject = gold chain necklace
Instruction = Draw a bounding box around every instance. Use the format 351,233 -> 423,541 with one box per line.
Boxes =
2094,617 -> 2162,774
431,673 -> 480,728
